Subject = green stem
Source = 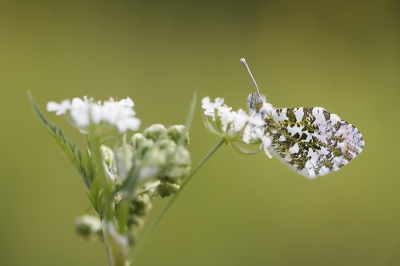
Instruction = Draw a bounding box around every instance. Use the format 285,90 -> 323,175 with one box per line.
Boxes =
129,139 -> 225,263
87,126 -> 122,266
87,128 -> 113,221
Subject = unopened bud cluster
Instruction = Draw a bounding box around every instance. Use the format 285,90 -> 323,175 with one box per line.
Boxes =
34,93 -> 195,263
123,191 -> 153,244
129,124 -> 191,192
99,124 -> 191,244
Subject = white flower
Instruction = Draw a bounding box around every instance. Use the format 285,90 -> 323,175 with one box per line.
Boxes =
46,99 -> 71,115
247,113 -> 265,127
202,96 -> 272,157
201,96 -> 224,110
116,97 -> 134,108
242,126 -> 273,158
242,115 -> 264,143
47,96 -> 141,133
201,97 -> 224,118
202,96 -> 259,135
261,135 -> 272,158
69,97 -> 92,127
102,98 -> 140,133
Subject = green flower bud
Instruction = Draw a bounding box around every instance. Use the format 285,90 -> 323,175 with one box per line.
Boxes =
151,182 -> 180,198
138,147 -> 166,185
156,138 -> 176,150
125,192 -> 153,237
163,165 -> 191,183
131,193 -> 152,216
101,145 -> 117,180
171,145 -> 191,165
130,133 -> 155,157
116,135 -> 134,181
101,145 -> 115,168
143,124 -> 167,142
129,133 -> 145,149
158,145 -> 191,183
75,214 -> 103,240
167,125 -> 189,145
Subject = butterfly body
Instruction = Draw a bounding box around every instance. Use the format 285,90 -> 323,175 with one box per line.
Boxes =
247,92 -> 364,178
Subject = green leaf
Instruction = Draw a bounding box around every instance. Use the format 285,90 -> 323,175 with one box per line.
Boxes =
100,136 -> 113,145
28,91 -> 95,189
178,91 -> 197,146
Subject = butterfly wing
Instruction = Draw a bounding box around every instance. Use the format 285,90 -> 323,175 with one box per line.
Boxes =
265,107 -> 364,178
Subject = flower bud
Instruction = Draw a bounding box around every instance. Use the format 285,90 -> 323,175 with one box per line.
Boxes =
143,124 -> 167,142
131,193 -> 152,216
75,214 -> 103,240
151,182 -> 180,198
129,133 -> 145,149
116,135 -> 134,181
125,192 -> 153,240
130,133 -> 155,156
158,145 -> 191,183
101,145 -> 115,167
167,125 -> 189,145
101,145 -> 117,180
138,147 -> 166,185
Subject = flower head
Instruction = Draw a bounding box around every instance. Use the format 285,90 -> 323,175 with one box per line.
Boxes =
202,96 -> 271,157
201,96 -> 224,118
46,96 -> 141,133
202,96 -> 262,138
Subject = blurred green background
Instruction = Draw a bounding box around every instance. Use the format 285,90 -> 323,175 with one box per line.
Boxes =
1,1 -> 399,265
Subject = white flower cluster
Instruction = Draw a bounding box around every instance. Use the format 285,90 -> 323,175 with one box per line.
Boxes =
201,96 -> 272,158
47,96 -> 141,133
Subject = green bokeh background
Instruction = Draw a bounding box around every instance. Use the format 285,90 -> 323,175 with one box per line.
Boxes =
1,1 -> 399,265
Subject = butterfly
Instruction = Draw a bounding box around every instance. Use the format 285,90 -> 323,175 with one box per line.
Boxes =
241,58 -> 364,178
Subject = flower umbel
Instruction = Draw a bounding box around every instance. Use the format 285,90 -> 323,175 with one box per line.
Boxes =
202,96 -> 271,157
47,96 -> 141,133
29,91 -> 197,266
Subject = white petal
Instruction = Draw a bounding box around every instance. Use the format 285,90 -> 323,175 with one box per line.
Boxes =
116,117 -> 141,133
203,108 -> 215,117
46,100 -> 71,115
201,97 -> 224,110
262,136 -> 273,158
242,125 -> 251,143
118,97 -> 134,107
71,98 -> 85,108
201,97 -> 211,108
90,104 -> 103,124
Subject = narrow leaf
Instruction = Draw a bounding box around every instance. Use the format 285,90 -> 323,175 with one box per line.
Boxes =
178,91 -> 197,146
28,91 -> 94,189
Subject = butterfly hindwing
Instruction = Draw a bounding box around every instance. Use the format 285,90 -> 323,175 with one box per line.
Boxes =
265,107 -> 364,178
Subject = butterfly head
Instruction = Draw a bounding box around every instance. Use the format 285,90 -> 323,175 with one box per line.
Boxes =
241,58 -> 274,116
247,92 -> 273,117
247,93 -> 264,112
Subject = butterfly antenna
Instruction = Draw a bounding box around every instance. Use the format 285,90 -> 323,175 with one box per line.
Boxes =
240,58 -> 260,95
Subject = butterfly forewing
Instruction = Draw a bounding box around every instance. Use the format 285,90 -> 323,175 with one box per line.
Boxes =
265,107 -> 364,178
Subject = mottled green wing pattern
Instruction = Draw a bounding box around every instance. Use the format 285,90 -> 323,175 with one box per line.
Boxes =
265,107 -> 364,178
